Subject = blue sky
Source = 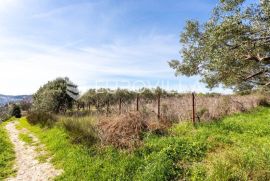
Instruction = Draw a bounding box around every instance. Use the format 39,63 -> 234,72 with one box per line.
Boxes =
0,0 -> 232,95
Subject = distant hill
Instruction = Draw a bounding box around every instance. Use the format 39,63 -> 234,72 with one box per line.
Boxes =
0,94 -> 32,105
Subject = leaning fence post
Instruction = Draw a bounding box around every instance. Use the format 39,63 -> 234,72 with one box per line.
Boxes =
157,94 -> 161,119
192,92 -> 196,126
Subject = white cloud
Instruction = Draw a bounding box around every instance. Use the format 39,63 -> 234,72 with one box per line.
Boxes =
0,0 -> 20,13
0,31 -> 233,95
0,33 -> 181,95
0,0 -> 231,95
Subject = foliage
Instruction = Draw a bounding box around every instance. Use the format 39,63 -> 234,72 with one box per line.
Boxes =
79,87 -> 169,112
19,101 -> 32,112
32,77 -> 78,113
10,104 -> 21,118
0,120 -> 16,179
0,105 -> 11,122
170,0 -> 270,92
60,115 -> 98,147
27,111 -> 56,128
19,106 -> 270,180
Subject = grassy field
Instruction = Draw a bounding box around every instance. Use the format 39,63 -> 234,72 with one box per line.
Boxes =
18,107 -> 270,180
0,119 -> 16,180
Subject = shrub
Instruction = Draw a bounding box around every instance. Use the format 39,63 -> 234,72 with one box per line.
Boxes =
10,104 -> 21,118
257,95 -> 270,107
0,113 -> 11,122
27,111 -> 56,128
97,112 -> 148,149
0,106 -> 11,122
97,111 -> 169,149
61,116 -> 98,146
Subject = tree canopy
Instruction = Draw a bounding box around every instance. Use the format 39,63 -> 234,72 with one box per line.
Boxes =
169,0 -> 270,92
10,104 -> 21,118
32,77 -> 79,113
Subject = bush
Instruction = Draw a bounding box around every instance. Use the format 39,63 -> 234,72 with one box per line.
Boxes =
97,112 -> 147,149
97,111 -> 169,149
27,111 -> 56,128
10,105 -> 21,118
61,116 -> 98,146
257,95 -> 270,107
0,113 -> 11,123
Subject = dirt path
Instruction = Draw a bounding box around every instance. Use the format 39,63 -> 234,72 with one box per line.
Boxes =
5,121 -> 62,181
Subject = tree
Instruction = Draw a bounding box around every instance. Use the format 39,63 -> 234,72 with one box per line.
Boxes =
32,77 -> 78,113
10,104 -> 21,118
169,0 -> 270,92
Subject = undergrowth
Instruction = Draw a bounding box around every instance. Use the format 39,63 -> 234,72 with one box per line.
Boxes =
0,118 -> 16,179
18,107 -> 270,180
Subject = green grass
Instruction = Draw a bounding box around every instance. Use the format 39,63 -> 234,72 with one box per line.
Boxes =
19,133 -> 34,145
18,107 -> 270,180
0,119 -> 16,180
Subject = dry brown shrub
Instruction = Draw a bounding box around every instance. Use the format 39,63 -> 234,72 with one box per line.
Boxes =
97,111 -> 169,149
97,112 -> 147,149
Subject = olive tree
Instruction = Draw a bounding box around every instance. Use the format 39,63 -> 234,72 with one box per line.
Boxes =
169,0 -> 270,92
32,77 -> 79,113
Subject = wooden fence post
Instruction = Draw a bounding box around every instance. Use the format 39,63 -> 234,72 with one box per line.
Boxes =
136,94 -> 139,111
192,92 -> 196,126
119,98 -> 122,115
106,100 -> 110,117
157,94 -> 161,119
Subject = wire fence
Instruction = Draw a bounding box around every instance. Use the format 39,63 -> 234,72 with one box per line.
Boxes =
74,93 -> 267,124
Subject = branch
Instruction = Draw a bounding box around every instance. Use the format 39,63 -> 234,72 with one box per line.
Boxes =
265,82 -> 270,86
244,55 -> 259,62
257,54 -> 270,63
252,36 -> 270,42
244,69 -> 268,81
244,54 -> 270,64
224,42 -> 240,50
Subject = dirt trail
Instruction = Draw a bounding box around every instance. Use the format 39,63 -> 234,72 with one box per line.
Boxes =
5,121 -> 62,181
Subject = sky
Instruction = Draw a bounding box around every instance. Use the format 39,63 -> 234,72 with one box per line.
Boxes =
0,0 -> 232,95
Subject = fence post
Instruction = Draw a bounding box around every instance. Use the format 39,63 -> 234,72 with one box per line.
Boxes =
157,94 -> 161,119
119,98 -> 122,115
192,92 -> 196,126
136,94 -> 139,111
106,100 -> 110,117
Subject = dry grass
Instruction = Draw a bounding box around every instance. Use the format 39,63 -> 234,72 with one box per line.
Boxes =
60,93 -> 270,149
97,111 -> 168,149
115,93 -> 270,122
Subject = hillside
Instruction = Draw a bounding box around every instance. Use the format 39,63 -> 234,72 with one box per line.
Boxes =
0,95 -> 32,105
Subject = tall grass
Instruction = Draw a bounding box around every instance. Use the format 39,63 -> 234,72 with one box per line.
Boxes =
18,107 -> 270,180
59,115 -> 98,146
96,93 -> 269,122
0,119 -> 16,179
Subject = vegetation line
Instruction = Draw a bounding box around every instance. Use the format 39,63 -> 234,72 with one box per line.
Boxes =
0,119 -> 16,180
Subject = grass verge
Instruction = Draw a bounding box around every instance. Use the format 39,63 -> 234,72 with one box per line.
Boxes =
0,119 -> 16,179
18,107 -> 270,180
